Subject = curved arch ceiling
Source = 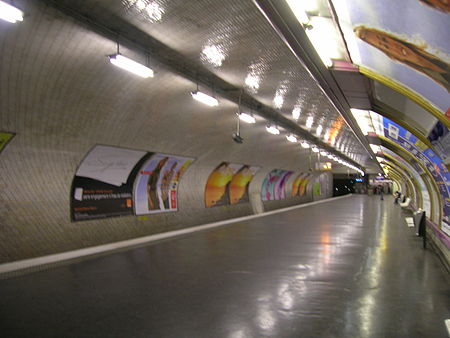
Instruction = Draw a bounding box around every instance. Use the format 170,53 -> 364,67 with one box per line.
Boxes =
333,0 -> 449,115
352,108 -> 449,233
32,0 -> 380,173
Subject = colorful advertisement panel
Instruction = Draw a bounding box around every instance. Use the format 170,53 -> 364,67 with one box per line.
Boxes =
382,118 -> 450,232
313,182 -> 321,196
229,166 -> 261,205
334,0 -> 449,113
134,154 -> 194,215
292,173 -> 311,197
205,162 -> 260,207
0,132 -> 14,153
71,145 -> 148,221
261,169 -> 293,201
71,145 -> 194,221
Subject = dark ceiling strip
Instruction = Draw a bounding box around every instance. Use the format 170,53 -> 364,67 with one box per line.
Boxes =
37,0 -> 364,170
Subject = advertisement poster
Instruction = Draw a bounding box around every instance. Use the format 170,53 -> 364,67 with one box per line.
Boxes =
261,169 -> 293,201
334,0 -> 449,113
229,166 -> 261,205
71,145 -> 148,221
292,173 -> 311,197
382,117 -> 450,231
134,154 -> 194,215
205,162 -> 244,207
313,182 -> 321,196
0,132 -> 14,153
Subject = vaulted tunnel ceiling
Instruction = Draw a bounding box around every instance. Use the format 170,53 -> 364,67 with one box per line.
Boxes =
1,0 -> 448,177
27,0 -> 387,173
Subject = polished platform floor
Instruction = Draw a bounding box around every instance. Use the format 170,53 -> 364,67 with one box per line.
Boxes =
1,195 -> 449,337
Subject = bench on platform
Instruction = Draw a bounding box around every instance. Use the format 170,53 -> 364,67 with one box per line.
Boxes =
400,197 -> 411,208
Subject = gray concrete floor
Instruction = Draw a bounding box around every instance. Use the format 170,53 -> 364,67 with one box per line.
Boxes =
0,195 -> 449,337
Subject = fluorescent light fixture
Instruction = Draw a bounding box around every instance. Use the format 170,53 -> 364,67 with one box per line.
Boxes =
109,54 -> 154,78
239,112 -> 256,124
305,17 -> 339,67
305,116 -> 314,129
311,146 -> 319,153
324,128 -> 330,141
286,0 -> 309,25
300,141 -> 310,148
292,107 -> 301,120
266,125 -> 280,135
316,125 -> 323,136
320,150 -> 327,156
0,1 -> 23,23
286,134 -> 298,143
191,90 -> 219,107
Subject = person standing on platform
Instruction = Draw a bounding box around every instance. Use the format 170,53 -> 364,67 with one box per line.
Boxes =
394,191 -> 400,204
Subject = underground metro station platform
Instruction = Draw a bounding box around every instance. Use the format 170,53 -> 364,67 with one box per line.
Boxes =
1,195 -> 449,337
1,0 -> 450,337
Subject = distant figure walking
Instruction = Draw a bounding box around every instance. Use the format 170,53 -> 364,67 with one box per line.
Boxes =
394,191 -> 400,204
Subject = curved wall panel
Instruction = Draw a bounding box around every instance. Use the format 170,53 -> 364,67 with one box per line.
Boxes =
0,1 -> 337,262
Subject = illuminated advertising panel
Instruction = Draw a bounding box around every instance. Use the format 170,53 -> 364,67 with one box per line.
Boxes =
134,154 -> 194,215
261,169 -> 293,201
71,145 -> 194,221
382,118 -> 450,231
71,145 -> 148,221
205,162 -> 260,207
334,0 -> 449,113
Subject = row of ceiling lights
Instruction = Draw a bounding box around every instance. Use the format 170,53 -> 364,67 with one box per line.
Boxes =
108,47 -> 365,175
110,53 -> 365,176
188,87 -> 364,174
2,1 -> 365,176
